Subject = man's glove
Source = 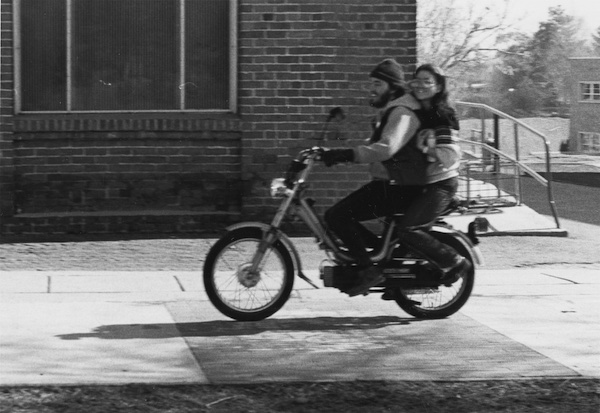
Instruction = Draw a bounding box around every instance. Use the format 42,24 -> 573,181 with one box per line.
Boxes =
321,148 -> 355,167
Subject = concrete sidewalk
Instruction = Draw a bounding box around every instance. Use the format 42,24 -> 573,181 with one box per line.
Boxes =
1,267 -> 598,385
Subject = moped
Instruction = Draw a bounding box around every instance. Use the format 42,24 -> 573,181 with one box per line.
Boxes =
203,147 -> 484,321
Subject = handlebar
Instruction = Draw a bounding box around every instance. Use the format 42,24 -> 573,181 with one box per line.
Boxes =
284,147 -> 323,188
297,146 -> 324,162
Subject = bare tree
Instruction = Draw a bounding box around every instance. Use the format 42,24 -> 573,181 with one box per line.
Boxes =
417,0 -> 511,72
593,26 -> 600,56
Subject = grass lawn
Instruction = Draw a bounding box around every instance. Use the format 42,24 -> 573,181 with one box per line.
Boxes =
1,379 -> 599,412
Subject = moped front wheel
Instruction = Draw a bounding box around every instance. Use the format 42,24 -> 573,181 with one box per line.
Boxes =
203,227 -> 294,321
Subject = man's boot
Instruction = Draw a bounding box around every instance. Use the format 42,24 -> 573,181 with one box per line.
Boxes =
346,266 -> 385,297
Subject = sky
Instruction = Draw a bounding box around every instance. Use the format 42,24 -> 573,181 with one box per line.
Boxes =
505,0 -> 600,36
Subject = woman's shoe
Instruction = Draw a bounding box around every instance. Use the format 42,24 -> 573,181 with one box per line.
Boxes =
440,257 -> 472,285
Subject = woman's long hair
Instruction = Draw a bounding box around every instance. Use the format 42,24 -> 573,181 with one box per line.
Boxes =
414,64 -> 454,118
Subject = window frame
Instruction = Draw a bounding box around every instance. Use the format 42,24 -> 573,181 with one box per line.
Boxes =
579,81 -> 600,103
579,132 -> 600,153
14,0 -> 238,114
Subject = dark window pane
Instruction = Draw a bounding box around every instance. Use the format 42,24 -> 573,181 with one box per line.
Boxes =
185,0 -> 230,110
20,0 -> 67,111
71,0 -> 178,110
581,83 -> 591,100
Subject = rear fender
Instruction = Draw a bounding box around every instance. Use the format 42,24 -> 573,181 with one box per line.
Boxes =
429,224 -> 484,267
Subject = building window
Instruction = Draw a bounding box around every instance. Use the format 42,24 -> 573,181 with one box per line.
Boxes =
579,132 -> 600,153
579,82 -> 600,102
16,0 -> 237,113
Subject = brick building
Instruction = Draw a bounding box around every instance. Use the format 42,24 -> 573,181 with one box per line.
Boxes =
568,57 -> 600,153
0,0 -> 417,236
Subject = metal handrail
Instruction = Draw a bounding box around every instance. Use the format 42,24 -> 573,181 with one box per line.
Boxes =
455,101 -> 561,228
459,139 -> 549,187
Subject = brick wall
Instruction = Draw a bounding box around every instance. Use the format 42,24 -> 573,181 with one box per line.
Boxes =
4,116 -> 243,235
237,0 -> 418,220
0,0 -> 15,217
568,58 -> 600,153
0,0 -> 417,236
12,128 -> 241,214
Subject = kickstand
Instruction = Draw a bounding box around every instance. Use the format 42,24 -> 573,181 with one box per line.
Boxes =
297,270 -> 319,289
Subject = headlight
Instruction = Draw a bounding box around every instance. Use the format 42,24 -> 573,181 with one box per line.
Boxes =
270,178 -> 289,198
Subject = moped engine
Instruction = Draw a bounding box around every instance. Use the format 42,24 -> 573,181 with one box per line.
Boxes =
320,265 -> 360,289
320,258 -> 442,290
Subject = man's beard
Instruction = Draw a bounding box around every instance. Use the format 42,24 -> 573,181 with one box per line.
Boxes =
369,89 -> 395,108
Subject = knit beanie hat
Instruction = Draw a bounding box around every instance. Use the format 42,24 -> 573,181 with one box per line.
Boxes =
370,59 -> 405,87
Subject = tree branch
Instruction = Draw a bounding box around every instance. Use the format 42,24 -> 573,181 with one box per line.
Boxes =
478,48 -> 528,56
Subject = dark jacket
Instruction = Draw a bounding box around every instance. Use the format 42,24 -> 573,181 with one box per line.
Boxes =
352,94 -> 426,185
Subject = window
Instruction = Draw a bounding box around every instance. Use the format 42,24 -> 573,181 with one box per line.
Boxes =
16,0 -> 237,113
579,132 -> 600,153
580,82 -> 600,102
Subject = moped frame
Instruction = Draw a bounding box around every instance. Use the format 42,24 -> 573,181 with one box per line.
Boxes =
208,149 -> 482,320
229,151 -> 473,288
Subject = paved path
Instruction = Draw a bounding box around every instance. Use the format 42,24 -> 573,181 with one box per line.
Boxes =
1,266 -> 598,385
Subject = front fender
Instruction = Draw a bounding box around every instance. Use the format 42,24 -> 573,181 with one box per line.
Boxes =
226,221 -> 272,233
225,222 -> 319,288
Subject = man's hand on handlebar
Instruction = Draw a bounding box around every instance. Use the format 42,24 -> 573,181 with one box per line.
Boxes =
320,148 -> 355,167
298,146 -> 323,161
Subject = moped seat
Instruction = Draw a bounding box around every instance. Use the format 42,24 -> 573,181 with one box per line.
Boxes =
389,196 -> 465,220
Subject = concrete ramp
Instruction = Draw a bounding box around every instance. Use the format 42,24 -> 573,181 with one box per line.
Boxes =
448,171 -> 568,236
443,204 -> 568,237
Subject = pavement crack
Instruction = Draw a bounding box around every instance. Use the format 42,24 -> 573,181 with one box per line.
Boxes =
516,262 -> 598,269
540,273 -> 579,284
174,275 -> 186,291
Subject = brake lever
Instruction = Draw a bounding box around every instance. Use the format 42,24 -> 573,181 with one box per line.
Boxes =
299,146 -> 324,162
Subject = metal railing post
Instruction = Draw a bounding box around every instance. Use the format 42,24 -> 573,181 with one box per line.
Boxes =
493,114 -> 501,198
514,123 -> 522,205
466,163 -> 472,205
480,108 -> 486,146
545,145 -> 561,228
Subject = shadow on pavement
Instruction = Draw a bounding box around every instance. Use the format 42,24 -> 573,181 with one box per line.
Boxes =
56,316 -> 418,340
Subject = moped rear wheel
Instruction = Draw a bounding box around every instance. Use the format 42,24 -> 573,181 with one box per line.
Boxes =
394,232 -> 475,319
394,262 -> 474,319
203,227 -> 294,321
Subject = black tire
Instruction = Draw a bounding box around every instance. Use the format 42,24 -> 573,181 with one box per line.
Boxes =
203,227 -> 295,321
395,231 -> 475,319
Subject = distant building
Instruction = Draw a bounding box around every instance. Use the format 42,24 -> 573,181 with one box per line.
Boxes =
568,57 -> 600,153
0,0 -> 418,236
